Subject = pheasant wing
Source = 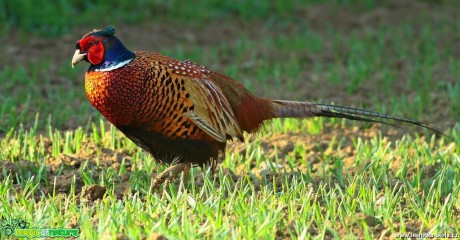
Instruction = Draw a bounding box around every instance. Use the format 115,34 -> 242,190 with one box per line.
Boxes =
183,78 -> 243,142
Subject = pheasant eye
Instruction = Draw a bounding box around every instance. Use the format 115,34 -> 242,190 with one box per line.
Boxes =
88,41 -> 95,47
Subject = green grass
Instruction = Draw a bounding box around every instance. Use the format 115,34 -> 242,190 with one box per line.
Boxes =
1,0 -> 460,239
0,120 -> 459,239
0,0 -> 313,37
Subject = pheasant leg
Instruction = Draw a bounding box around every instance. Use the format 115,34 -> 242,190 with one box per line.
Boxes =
151,162 -> 192,190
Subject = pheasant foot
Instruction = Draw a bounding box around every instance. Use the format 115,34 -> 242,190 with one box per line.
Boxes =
151,162 -> 192,191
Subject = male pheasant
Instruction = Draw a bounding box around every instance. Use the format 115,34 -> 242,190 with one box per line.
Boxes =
72,27 -> 442,188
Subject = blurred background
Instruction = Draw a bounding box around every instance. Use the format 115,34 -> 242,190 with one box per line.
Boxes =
0,0 -> 459,133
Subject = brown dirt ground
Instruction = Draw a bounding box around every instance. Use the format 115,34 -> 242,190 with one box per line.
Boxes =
1,0 -> 459,238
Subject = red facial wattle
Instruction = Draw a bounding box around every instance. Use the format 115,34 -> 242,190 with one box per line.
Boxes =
79,36 -> 105,65
87,41 -> 104,65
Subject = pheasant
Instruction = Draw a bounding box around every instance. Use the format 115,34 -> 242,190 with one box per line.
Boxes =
72,27 -> 443,189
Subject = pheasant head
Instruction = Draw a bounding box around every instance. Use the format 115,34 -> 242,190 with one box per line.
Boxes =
72,27 -> 135,72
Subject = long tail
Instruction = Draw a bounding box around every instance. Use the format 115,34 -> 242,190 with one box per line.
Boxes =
269,100 -> 445,136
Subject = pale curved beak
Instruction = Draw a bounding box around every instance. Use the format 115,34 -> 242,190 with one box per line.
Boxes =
71,49 -> 87,68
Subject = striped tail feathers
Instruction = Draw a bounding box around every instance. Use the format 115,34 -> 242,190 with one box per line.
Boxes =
268,100 -> 446,136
